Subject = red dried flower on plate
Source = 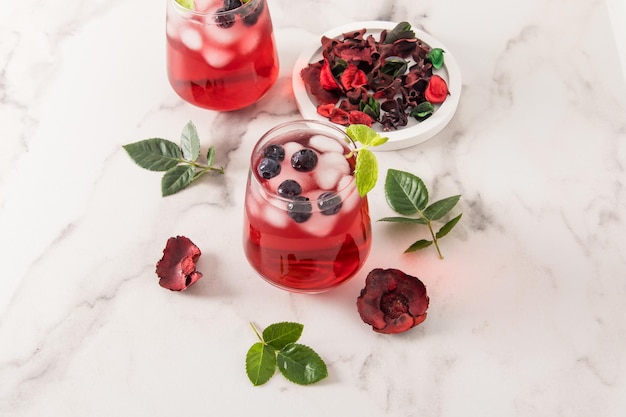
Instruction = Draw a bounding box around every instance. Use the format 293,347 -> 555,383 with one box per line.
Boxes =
155,236 -> 203,291
424,74 -> 449,104
357,268 -> 429,334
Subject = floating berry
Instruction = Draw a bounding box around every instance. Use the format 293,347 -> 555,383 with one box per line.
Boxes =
317,192 -> 343,215
287,196 -> 312,223
214,8 -> 236,28
291,148 -> 318,172
263,144 -> 285,161
224,0 -> 242,10
242,0 -> 264,26
257,157 -> 281,179
277,179 -> 302,198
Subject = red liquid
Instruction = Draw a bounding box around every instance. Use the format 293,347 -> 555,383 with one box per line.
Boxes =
243,130 -> 372,292
166,0 -> 279,111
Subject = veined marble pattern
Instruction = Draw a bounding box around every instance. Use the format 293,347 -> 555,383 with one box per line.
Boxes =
1,0 -> 625,416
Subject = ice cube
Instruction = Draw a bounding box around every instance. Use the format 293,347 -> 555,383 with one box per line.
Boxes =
308,134 -> 345,154
202,46 -> 235,68
297,210 -> 338,238
313,152 -> 350,190
166,21 -> 180,41
267,165 -> 316,194
180,26 -> 203,51
239,32 -> 261,55
264,203 -> 289,229
282,141 -> 304,159
337,175 -> 361,214
203,20 -> 245,46
193,0 -> 217,13
314,167 -> 342,190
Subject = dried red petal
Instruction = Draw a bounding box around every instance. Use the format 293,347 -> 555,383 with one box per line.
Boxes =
424,74 -> 449,104
348,110 -> 373,126
356,268 -> 429,334
319,60 -> 340,91
155,236 -> 203,291
317,103 -> 336,118
340,64 -> 368,91
300,63 -> 341,105
328,107 -> 350,125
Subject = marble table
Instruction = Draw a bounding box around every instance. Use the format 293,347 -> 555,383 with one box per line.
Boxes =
1,0 -> 625,415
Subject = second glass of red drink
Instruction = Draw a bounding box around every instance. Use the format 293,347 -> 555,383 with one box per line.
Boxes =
243,120 -> 373,293
166,0 -> 279,111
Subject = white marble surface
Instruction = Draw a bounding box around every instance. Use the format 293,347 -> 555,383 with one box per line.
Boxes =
1,0 -> 626,415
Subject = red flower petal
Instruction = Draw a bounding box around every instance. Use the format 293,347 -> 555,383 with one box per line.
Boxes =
348,110 -> 373,126
328,107 -> 350,126
317,103 -> 335,118
320,60 -> 340,91
356,268 -> 429,334
300,62 -> 341,105
340,64 -> 368,91
155,236 -> 203,291
424,74 -> 449,104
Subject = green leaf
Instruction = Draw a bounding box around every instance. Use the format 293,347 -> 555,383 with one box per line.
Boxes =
346,124 -> 376,146
180,121 -> 200,161
206,146 -> 216,167
262,322 -> 304,350
384,169 -> 429,215
246,342 -> 276,386
410,101 -> 435,121
423,195 -> 461,221
161,164 -> 195,196
436,213 -> 462,239
384,21 -> 415,44
277,344 -> 328,385
175,0 -> 194,10
427,48 -> 445,69
378,216 -> 428,225
123,138 -> 182,172
405,239 -> 433,252
354,148 -> 378,197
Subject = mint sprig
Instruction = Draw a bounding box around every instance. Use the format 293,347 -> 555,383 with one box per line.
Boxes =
175,0 -> 194,10
246,322 -> 328,386
345,124 -> 388,197
123,121 -> 224,197
379,169 -> 462,259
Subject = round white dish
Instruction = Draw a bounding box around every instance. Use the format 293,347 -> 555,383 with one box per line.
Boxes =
292,21 -> 462,151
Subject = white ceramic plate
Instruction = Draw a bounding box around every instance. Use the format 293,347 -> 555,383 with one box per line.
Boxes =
292,21 -> 462,151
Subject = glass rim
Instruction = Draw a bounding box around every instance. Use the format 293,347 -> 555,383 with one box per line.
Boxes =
169,0 -> 261,18
249,119 -> 360,206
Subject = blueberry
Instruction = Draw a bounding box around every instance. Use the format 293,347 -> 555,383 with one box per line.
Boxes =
241,0 -> 264,26
291,148 -> 318,172
257,157 -> 281,179
287,196 -> 312,223
214,7 -> 236,28
317,192 -> 343,215
277,179 -> 302,198
263,144 -> 285,161
224,0 -> 242,10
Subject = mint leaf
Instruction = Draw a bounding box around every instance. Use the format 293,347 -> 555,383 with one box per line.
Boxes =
175,0 -> 194,10
384,22 -> 415,44
384,169 -> 429,215
246,342 -> 276,386
436,213 -> 462,239
161,165 -> 194,197
276,344 -> 328,385
410,101 -> 435,121
423,195 -> 461,221
262,322 -> 303,350
379,216 -> 428,225
354,148 -> 378,197
427,48 -> 445,69
405,239 -> 433,252
123,138 -> 181,172
346,124 -> 388,147
180,121 -> 200,161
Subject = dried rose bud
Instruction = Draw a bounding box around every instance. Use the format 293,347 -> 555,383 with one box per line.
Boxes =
356,268 -> 429,334
155,236 -> 203,291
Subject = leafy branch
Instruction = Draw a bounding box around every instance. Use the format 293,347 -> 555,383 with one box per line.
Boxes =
123,121 -> 224,196
345,124 -> 389,197
246,322 -> 328,386
379,169 -> 462,259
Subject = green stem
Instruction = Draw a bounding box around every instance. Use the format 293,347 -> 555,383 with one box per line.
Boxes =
426,220 -> 444,259
250,322 -> 264,343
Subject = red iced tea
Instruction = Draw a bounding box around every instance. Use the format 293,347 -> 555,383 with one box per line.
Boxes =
166,0 -> 279,111
243,121 -> 372,293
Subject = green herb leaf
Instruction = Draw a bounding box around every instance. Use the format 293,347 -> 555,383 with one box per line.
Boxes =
246,342 -> 276,386
436,213 -> 463,239
410,101 -> 435,121
384,169 -> 429,215
405,239 -> 433,252
161,164 -> 195,197
276,344 -> 328,385
180,120 -> 200,161
384,21 -> 415,44
206,146 -> 216,167
423,195 -> 461,221
427,48 -> 445,69
123,138 -> 182,172
355,148 -> 378,197
262,322 -> 304,350
381,57 -> 408,78
378,216 -> 428,225
175,0 -> 194,10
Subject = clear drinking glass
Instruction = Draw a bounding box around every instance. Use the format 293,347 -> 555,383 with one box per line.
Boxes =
243,120 -> 373,293
165,0 -> 279,111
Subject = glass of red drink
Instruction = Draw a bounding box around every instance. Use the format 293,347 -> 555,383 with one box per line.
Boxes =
165,0 -> 279,111
243,120 -> 372,293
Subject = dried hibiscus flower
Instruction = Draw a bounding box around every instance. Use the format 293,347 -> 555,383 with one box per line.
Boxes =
357,268 -> 429,334
155,236 -> 203,291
